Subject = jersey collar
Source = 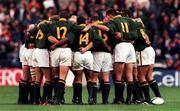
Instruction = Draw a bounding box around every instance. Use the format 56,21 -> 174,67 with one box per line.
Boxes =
59,18 -> 67,21
93,21 -> 103,25
112,15 -> 122,19
80,24 -> 86,26
48,17 -> 52,21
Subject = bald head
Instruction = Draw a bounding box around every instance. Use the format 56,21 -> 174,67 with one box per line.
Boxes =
28,24 -> 35,31
69,15 -> 77,23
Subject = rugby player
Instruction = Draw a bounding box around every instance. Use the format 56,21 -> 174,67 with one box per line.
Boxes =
18,24 -> 35,104
31,20 -> 53,105
71,16 -> 102,104
47,12 -> 90,105
68,15 -> 82,105
91,16 -> 113,104
133,18 -> 162,103
92,9 -> 138,104
121,9 -> 144,103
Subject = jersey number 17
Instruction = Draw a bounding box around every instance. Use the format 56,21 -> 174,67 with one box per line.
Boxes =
56,26 -> 67,39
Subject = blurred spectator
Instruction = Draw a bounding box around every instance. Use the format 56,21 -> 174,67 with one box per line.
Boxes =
27,0 -> 41,13
57,0 -> 71,11
169,18 -> 179,40
0,3 -> 5,22
17,1 -> 27,21
77,5 -> 88,17
0,24 -> 12,43
43,0 -> 55,9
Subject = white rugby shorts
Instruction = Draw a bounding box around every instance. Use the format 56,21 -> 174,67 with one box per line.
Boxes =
114,42 -> 136,63
93,52 -> 113,72
32,48 -> 50,67
136,46 -> 155,66
19,44 -> 34,66
19,44 -> 27,64
50,48 -> 72,67
72,51 -> 93,70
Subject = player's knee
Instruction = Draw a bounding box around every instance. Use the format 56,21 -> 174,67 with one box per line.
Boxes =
146,75 -> 153,81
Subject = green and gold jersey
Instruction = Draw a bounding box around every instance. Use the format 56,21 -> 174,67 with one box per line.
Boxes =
47,18 -> 84,47
104,22 -> 121,50
111,16 -> 138,41
92,21 -> 114,52
67,32 -> 76,48
34,22 -> 51,49
133,22 -> 150,51
71,24 -> 102,51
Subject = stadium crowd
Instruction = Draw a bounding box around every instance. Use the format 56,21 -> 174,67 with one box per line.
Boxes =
0,0 -> 168,105
0,0 -> 179,70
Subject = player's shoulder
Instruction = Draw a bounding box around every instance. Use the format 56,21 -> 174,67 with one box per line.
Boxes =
121,17 -> 134,23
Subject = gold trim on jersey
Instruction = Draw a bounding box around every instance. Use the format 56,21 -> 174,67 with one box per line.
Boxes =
112,15 -> 122,19
93,21 -> 103,25
48,17 -> 52,21
59,18 -> 67,21
80,24 -> 86,26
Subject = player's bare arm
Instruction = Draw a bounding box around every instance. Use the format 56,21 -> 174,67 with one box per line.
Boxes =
104,42 -> 112,52
48,36 -> 69,50
115,32 -> 123,41
79,42 -> 93,54
82,24 -> 92,32
48,35 -> 59,50
92,24 -> 110,32
48,36 -> 59,43
55,38 -> 69,47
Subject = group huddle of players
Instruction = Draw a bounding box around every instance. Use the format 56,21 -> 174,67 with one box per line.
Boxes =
18,8 -> 162,105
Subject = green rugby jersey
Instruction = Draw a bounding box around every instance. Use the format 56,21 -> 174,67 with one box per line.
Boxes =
111,16 -> 138,41
34,22 -> 51,49
71,24 -> 102,51
67,32 -> 76,48
47,18 -> 84,47
104,21 -> 121,49
133,22 -> 150,51
92,21 -> 114,52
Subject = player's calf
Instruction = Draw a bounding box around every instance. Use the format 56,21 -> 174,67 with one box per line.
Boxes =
92,82 -> 98,104
102,82 -> 110,104
125,81 -> 134,104
33,82 -> 41,105
29,81 -> 35,104
87,81 -> 94,104
72,83 -> 83,104
113,80 -> 125,104
140,81 -> 150,103
41,81 -> 53,104
17,79 -> 30,104
148,79 -> 161,98
53,79 -> 65,105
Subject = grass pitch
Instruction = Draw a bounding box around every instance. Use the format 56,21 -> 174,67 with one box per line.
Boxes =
0,86 -> 179,111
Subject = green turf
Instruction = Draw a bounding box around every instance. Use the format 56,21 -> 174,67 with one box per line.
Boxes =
0,86 -> 179,111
